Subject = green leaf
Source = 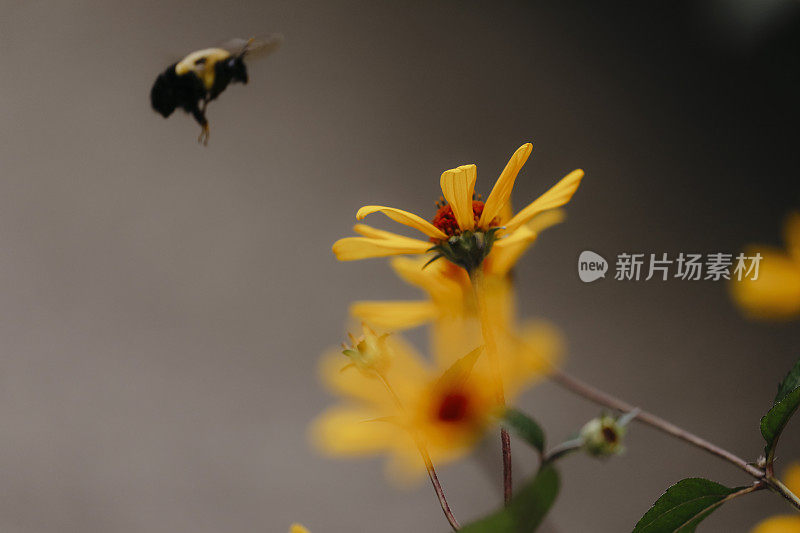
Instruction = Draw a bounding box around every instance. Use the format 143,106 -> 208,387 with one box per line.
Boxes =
632,478 -> 745,533
774,358 -> 800,404
503,408 -> 545,454
761,358 -> 800,462
459,465 -> 559,533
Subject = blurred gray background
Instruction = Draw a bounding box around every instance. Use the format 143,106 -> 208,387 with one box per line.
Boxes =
0,0 -> 799,531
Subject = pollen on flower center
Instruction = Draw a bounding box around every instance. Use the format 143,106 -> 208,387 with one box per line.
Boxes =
430,199 -> 497,241
437,392 -> 471,422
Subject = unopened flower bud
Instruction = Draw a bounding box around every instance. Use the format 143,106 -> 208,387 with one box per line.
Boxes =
580,415 -> 627,457
342,324 -> 391,374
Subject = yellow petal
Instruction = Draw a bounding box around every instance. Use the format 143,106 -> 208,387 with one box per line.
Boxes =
783,463 -> 800,495
479,143 -> 533,228
440,164 -> 477,231
751,515 -> 800,533
290,524 -> 310,533
527,208 -> 566,235
319,349 -> 392,406
389,256 -> 465,307
785,212 -> 800,262
502,320 -> 564,399
352,223 -> 409,239
504,169 -> 584,233
350,300 -> 438,330
310,405 -> 400,456
332,236 -> 430,261
730,248 -> 800,319
488,226 -> 538,276
356,206 -> 448,240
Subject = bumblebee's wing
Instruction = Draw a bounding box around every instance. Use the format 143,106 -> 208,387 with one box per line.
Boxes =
220,34 -> 284,59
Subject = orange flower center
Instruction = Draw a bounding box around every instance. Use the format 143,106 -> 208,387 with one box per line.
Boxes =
430,200 -> 497,240
436,391 -> 471,422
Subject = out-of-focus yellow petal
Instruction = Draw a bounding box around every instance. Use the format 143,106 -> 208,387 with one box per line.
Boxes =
783,463 -> 800,495
310,405 -> 400,455
384,438 -> 428,487
784,212 -> 800,262
320,335 -> 431,404
479,143 -> 533,228
730,247 -> 800,319
356,205 -> 448,240
332,236 -> 431,261
505,169 -> 584,233
290,524 -> 310,533
489,226 -> 538,276
440,164 -> 477,231
390,256 -> 465,308
350,300 -> 438,330
319,349 -> 391,406
503,320 -> 564,398
751,515 -> 800,533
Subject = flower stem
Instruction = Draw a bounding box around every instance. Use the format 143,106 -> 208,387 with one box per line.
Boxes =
419,447 -> 461,531
468,267 -> 512,505
375,371 -> 461,529
549,368 -> 800,511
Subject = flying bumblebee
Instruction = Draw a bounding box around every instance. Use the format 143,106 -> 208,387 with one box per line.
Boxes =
150,36 -> 283,145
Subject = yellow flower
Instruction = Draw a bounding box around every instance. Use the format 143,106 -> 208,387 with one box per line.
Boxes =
310,327 -> 559,483
289,524 -> 310,533
751,463 -> 800,532
349,210 -> 565,333
731,212 -> 800,320
332,143 -> 583,268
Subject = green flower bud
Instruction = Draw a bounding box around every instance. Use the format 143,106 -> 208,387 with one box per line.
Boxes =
580,414 -> 627,457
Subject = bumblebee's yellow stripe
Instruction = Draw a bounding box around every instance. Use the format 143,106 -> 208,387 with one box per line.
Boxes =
175,48 -> 231,90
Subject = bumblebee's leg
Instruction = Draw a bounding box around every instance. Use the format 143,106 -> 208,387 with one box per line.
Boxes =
189,100 -> 210,146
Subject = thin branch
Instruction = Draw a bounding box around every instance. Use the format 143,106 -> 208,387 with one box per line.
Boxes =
541,438 -> 585,464
548,368 -> 765,479
765,476 -> 800,511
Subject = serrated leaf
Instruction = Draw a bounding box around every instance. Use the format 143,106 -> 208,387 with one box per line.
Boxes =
503,408 -> 545,454
774,358 -> 800,404
761,358 -> 800,462
632,478 -> 745,533
459,465 -> 559,533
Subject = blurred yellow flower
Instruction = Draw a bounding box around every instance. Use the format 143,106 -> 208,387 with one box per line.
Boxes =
289,524 -> 310,533
731,212 -> 800,320
349,246 -> 564,376
332,143 -> 583,264
310,324 -> 560,483
751,463 -> 800,533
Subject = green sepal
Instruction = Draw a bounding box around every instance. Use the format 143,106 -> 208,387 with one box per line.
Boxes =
428,228 -> 503,272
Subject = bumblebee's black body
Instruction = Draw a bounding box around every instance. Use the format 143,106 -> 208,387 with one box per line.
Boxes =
150,49 -> 248,143
150,37 -> 281,144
